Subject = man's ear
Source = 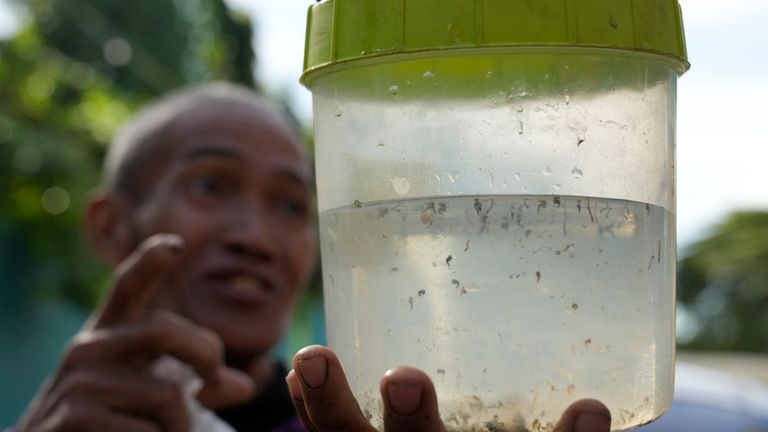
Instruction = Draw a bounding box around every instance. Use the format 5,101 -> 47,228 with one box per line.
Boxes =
85,192 -> 135,266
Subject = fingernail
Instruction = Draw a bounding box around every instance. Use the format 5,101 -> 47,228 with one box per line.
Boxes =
146,233 -> 184,252
573,411 -> 611,432
297,356 -> 327,389
386,380 -> 423,416
162,234 -> 185,251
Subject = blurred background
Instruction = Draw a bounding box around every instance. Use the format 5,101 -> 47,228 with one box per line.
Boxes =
0,0 -> 766,429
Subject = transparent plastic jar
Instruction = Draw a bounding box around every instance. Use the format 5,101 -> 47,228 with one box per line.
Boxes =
302,2 -> 689,430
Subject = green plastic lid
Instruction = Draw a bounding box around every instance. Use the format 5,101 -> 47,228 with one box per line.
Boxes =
301,0 -> 689,85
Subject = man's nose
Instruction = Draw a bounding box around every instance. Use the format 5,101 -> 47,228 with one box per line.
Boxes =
223,201 -> 277,259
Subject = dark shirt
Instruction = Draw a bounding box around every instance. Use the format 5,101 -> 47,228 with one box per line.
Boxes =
216,362 -> 305,432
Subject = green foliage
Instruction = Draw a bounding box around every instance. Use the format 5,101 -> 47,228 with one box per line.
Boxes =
25,0 -> 255,94
678,211 -> 768,352
0,27 -> 124,312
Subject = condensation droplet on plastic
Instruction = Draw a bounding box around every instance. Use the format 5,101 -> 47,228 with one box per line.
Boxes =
485,70 -> 493,78
543,167 -> 553,177
565,95 -> 571,105
488,173 -> 494,187
423,71 -> 434,79
572,167 -> 584,178
514,172 -> 521,181
553,184 -> 562,191
517,121 -> 524,135
333,104 -> 343,117
389,84 -> 399,95
508,89 -> 529,100
434,174 -> 441,182
390,176 -> 411,195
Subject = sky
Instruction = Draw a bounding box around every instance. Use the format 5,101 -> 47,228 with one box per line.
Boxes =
1,0 -> 766,249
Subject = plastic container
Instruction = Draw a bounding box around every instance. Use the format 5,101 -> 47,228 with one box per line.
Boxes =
302,1 -> 689,430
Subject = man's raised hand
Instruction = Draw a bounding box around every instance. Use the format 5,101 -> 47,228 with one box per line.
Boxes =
16,234 -> 254,432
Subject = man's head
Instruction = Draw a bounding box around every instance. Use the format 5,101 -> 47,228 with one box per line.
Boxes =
86,83 -> 316,358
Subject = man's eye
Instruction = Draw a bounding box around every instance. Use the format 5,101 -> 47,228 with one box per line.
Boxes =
279,199 -> 307,216
190,176 -> 226,195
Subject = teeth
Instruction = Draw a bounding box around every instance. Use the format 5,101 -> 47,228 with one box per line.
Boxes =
231,276 -> 262,292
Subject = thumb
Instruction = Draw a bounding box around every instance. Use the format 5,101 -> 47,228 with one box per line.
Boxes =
555,399 -> 611,432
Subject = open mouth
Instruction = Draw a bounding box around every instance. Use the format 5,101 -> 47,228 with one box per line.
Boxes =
231,275 -> 267,293
207,272 -> 274,305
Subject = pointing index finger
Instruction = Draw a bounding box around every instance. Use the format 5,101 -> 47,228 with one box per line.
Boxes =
91,233 -> 185,329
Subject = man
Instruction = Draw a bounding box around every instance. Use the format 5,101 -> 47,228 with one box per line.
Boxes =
14,83 -> 610,432
15,83 -> 312,431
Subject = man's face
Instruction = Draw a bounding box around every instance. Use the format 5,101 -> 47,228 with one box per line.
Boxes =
124,102 -> 315,356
